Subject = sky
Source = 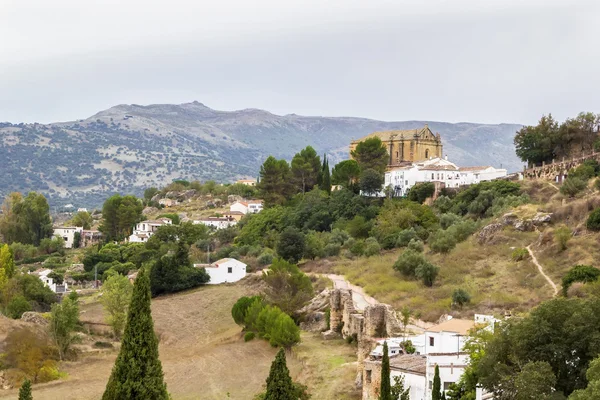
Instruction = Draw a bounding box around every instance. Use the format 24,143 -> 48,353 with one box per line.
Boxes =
1,0 -> 599,125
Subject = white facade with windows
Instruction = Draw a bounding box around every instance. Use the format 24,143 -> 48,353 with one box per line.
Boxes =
32,268 -> 69,293
128,218 -> 172,243
230,200 -> 264,215
53,226 -> 84,248
194,258 -> 247,284
194,217 -> 237,230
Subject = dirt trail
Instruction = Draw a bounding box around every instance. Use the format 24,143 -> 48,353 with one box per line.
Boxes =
526,245 -> 559,296
326,274 -> 378,310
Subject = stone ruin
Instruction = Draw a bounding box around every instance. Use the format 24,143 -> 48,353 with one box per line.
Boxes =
324,288 -> 403,387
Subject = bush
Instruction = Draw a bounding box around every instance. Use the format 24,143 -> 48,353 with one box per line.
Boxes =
393,249 -> 426,277
452,289 -> 471,308
349,239 -> 366,256
407,182 -> 436,204
587,208 -> 600,231
560,177 -> 587,197
232,296 -> 263,325
257,251 -> 274,266
402,340 -> 416,354
554,225 -> 572,251
562,265 -> 600,296
439,213 -> 461,230
429,230 -> 457,254
5,295 -> 32,319
396,228 -> 418,247
415,262 -> 439,287
244,332 -> 256,342
512,248 -> 529,262
277,227 -> 306,263
407,239 -> 424,253
363,238 -> 381,257
323,243 -> 341,257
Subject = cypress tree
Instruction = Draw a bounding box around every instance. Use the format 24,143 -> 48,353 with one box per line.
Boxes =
265,348 -> 295,400
319,155 -> 332,194
441,391 -> 446,400
432,364 -> 442,400
18,379 -> 32,400
380,341 -> 392,400
102,267 -> 168,400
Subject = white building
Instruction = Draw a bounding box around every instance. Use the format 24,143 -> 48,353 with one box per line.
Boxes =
381,157 -> 508,198
365,315 -> 498,400
53,226 -> 84,248
193,217 -> 237,230
236,178 -> 257,186
194,258 -> 247,284
32,268 -> 69,293
158,198 -> 178,207
230,200 -> 263,215
128,218 -> 172,243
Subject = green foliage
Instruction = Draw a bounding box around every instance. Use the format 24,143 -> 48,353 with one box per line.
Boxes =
587,208 -> 600,231
439,213 -> 461,230
99,194 -> 143,242
373,199 -> 437,248
452,289 -> 471,308
514,114 -> 560,165
429,229 -> 457,253
18,379 -> 33,400
432,365 -> 442,400
49,295 -> 79,360
401,340 -> 415,355
0,192 -> 53,246
363,237 -> 381,257
100,274 -> 133,338
451,180 -> 521,217
102,267 -> 168,400
560,177 -> 587,197
291,146 -> 321,194
262,258 -> 313,315
393,249 -> 439,287
144,187 -> 159,203
303,231 -> 325,260
407,182 -> 436,204
512,248 -> 529,262
232,296 -> 262,325
258,156 -> 294,207
562,265 -> 600,296
258,251 -> 275,266
359,168 -> 384,196
6,295 -> 32,319
236,206 -> 288,247
513,361 -> 557,400
156,213 -> 180,225
407,239 -> 424,253
73,231 -> 81,249
38,236 -> 65,255
264,349 -> 296,400
14,274 -> 57,311
244,331 -> 256,342
415,262 -> 439,287
554,225 -> 572,251
380,341 -> 392,400
0,243 -> 15,278
569,163 -> 597,181
351,137 -> 388,173
276,227 -> 305,263
396,229 -> 418,248
569,356 -> 600,400
331,159 -> 360,190
69,211 -> 93,229
390,375 -> 410,400
323,243 -> 341,257
150,241 -> 209,297
433,195 -> 454,214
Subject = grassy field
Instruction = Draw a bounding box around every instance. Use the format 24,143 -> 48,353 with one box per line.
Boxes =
0,282 -> 359,400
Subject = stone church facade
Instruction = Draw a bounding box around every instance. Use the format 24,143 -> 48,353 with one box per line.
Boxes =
350,124 -> 443,167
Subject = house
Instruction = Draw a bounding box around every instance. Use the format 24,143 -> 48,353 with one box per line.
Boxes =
363,315 -> 498,400
128,218 -> 172,243
222,211 -> 245,222
236,178 -> 257,186
77,207 -> 88,213
32,268 -> 68,293
230,200 -> 264,215
194,258 -> 247,284
193,216 -> 237,230
81,230 -> 102,247
53,226 -> 84,248
159,198 -> 178,207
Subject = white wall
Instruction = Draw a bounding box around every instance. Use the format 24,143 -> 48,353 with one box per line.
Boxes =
390,371 -> 426,400
230,202 -> 249,214
203,259 -> 247,284
53,227 -> 83,248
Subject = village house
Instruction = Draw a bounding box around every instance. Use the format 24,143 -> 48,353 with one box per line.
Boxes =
222,210 -> 245,222
194,258 -> 247,284
236,178 -> 257,186
230,200 -> 264,215
363,315 -> 498,400
158,198 -> 178,207
193,216 -> 237,230
128,218 -> 172,243
31,268 -> 68,294
53,226 -> 83,248
81,230 -> 102,247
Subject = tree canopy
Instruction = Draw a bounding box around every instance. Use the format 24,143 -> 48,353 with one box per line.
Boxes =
99,194 -> 143,242
0,192 -> 53,245
351,137 -> 388,173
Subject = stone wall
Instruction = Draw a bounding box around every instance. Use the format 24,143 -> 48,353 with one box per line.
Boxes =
524,152 -> 600,181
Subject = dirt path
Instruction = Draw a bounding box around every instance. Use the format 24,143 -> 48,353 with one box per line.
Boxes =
526,245 -> 559,296
548,182 -> 560,191
326,274 -> 378,310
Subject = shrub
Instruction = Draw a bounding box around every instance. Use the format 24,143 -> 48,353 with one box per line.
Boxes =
277,227 -> 306,263
393,249 -> 426,277
429,230 -> 457,254
5,295 -> 32,319
407,239 -> 424,253
433,195 -> 453,214
415,262 -> 439,287
363,238 -> 381,257
554,225 -> 572,251
323,243 -> 341,257
439,213 -> 461,230
452,289 -> 471,308
262,259 -> 313,315
350,239 -> 366,256
244,332 -> 256,342
94,341 -> 114,349
587,208 -> 600,231
407,182 -> 436,204
396,228 -> 418,247
257,251 -> 274,266
512,248 -> 529,262
401,340 -> 416,354
560,177 -> 587,197
562,265 -> 600,296
232,296 -> 263,325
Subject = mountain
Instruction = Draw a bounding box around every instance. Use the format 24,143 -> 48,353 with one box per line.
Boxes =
0,102 -> 523,207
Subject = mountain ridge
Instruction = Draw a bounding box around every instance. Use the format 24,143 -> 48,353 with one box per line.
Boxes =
0,102 -> 523,208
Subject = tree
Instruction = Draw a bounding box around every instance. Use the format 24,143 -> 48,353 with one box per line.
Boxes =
587,208 -> 600,231
319,154 -> 332,194
560,177 -> 587,197
562,265 -> 600,296
0,243 -> 15,278
264,348 -> 296,400
99,194 -> 143,242
49,295 -> 79,360
513,361 -> 557,400
351,137 -> 388,173
359,168 -> 384,196
144,187 -> 159,203
262,258 -> 313,315
232,295 -> 262,325
570,356 -> 600,400
390,376 -> 410,400
407,182 -> 436,204
380,341 -> 392,400
102,267 -> 168,400
291,146 -> 321,194
73,231 -> 81,249
400,307 -> 412,340
332,159 -> 361,191
0,192 -> 53,245
432,365 -> 442,400
276,227 -> 306,263
554,225 -> 572,251
100,274 -> 133,338
416,262 -> 439,287
452,289 -> 471,308
258,156 -> 293,206
69,211 -> 93,230
514,114 -> 560,165
18,379 -> 33,400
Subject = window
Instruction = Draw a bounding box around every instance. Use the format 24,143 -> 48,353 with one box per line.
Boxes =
429,337 -> 435,347
444,382 -> 452,391
431,173 -> 434,179
391,350 -> 396,354
366,370 -> 372,384
227,267 -> 232,273
425,149 -> 429,158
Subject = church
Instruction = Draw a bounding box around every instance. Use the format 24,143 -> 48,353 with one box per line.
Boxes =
350,124 -> 443,168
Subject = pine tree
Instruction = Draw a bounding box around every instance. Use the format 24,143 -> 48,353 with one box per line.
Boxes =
265,348 -> 296,400
19,379 -> 33,400
380,341 -> 392,400
432,364 -> 442,400
102,267 -> 168,400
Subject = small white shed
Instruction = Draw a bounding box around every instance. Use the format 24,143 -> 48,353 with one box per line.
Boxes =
203,258 -> 247,284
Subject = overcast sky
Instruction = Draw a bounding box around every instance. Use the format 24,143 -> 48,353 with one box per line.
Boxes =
1,0 -> 598,125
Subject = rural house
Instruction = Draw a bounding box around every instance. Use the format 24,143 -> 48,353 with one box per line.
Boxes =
230,200 -> 263,215
194,216 -> 237,230
194,258 -> 247,284
32,268 -> 68,294
128,218 -> 172,243
53,226 -> 83,248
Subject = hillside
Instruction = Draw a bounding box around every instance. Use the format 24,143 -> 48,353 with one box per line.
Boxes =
0,102 -> 522,207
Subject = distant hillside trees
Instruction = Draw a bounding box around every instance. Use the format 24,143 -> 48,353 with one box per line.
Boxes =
0,192 -> 53,246
99,194 -> 143,242
291,146 -> 321,194
68,210 -> 93,229
258,156 -> 294,206
515,112 -> 600,166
